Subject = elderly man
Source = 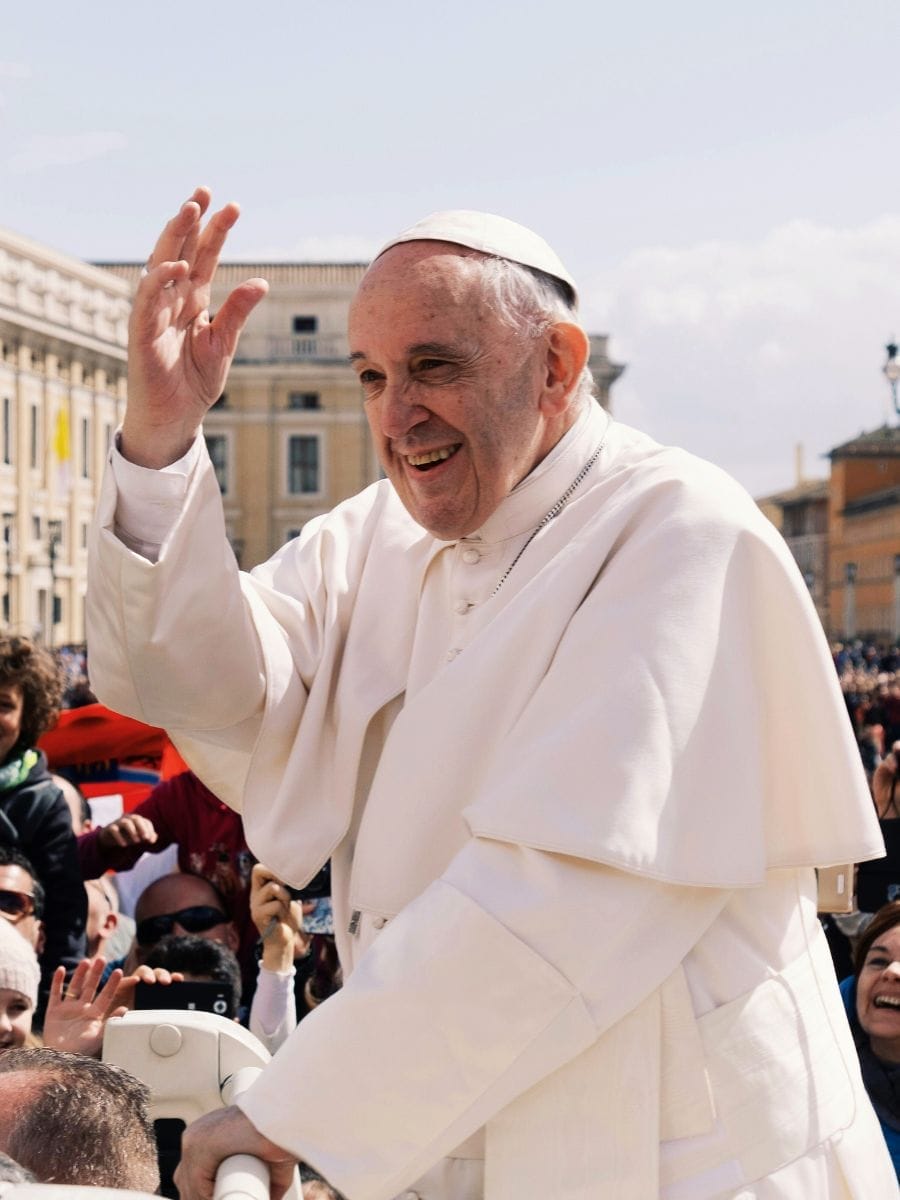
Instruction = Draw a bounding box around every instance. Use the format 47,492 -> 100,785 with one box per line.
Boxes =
88,189 -> 894,1199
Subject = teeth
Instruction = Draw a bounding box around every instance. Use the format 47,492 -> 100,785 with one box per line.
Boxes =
407,446 -> 459,467
874,996 -> 900,1008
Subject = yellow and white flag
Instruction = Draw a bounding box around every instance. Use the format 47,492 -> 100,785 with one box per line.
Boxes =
52,404 -> 71,490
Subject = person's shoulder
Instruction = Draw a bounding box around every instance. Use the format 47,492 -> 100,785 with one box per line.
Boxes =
604,421 -> 775,540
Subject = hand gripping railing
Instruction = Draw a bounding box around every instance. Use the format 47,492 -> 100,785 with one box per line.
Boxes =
102,1009 -> 301,1200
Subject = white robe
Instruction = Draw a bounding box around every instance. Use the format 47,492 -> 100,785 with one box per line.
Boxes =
87,404 -> 896,1199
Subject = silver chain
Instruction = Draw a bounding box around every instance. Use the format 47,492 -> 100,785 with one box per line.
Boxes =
490,440 -> 605,598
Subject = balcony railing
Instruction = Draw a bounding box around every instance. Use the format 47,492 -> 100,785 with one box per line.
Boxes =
234,333 -> 347,364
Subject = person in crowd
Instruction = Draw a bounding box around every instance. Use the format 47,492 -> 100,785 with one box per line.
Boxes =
840,900 -> 900,1177
53,773 -> 92,835
129,871 -> 240,974
0,918 -> 39,1052
0,1046 -> 159,1191
0,636 -> 85,998
88,191 -> 893,1198
78,769 -> 256,977
249,863 -> 340,1053
0,847 -> 44,958
84,875 -> 121,962
145,933 -> 242,1019
856,743 -> 900,921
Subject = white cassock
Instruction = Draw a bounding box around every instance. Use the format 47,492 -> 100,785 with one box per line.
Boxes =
88,401 -> 898,1199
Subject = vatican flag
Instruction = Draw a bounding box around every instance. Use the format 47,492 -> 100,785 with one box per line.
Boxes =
52,405 -> 71,490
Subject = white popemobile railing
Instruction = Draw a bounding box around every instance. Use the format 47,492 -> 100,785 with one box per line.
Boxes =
0,1010 -> 299,1200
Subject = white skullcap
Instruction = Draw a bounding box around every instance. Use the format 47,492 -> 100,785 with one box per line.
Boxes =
0,918 -> 39,1009
375,210 -> 578,306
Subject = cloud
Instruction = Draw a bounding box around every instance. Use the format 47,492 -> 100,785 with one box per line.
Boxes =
240,233 -> 380,262
8,131 -> 128,174
581,216 -> 900,497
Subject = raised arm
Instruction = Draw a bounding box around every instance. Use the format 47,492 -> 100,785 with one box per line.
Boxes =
122,186 -> 268,468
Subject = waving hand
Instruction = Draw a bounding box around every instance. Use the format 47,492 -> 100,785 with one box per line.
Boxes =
122,186 -> 268,468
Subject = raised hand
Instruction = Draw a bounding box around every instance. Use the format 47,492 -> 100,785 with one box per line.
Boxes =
43,958 -> 127,1058
250,863 -> 305,974
98,813 -> 158,851
122,186 -> 268,468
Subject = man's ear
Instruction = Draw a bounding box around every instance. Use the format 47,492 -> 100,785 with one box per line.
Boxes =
540,322 -> 590,416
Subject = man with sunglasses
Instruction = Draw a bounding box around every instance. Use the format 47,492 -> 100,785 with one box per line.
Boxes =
127,873 -> 239,970
0,848 -> 43,957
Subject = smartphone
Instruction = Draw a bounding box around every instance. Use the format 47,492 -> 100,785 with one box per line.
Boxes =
133,979 -> 234,1018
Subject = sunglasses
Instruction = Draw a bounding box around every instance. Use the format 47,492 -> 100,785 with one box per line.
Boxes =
0,889 -> 35,920
136,905 -> 227,947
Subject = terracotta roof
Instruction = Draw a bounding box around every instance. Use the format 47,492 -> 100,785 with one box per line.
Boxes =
829,424 -> 900,457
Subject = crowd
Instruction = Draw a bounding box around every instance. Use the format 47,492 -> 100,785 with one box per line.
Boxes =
0,619 -> 898,1196
0,633 -> 342,1196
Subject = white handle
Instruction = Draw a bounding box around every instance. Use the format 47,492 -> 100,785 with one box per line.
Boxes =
212,1153 -> 270,1200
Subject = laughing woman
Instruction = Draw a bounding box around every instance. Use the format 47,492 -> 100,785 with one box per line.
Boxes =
0,637 -> 85,1007
841,900 -> 900,1176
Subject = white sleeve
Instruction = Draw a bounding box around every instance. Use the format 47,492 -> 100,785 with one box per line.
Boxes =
238,839 -> 729,1200
110,433 -> 203,561
249,964 -> 298,1056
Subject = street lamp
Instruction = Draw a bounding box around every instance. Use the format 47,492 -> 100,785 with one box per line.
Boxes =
884,342 -> 900,417
47,519 -> 62,648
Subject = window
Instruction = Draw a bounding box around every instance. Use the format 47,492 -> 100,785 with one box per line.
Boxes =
2,398 -> 10,466
30,406 -> 38,469
80,417 -> 91,479
292,315 -> 318,334
32,515 -> 41,540
288,392 -> 320,410
287,435 -> 320,495
205,435 -> 228,495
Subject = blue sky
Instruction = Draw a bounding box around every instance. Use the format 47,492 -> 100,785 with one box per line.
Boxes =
4,0 -> 900,495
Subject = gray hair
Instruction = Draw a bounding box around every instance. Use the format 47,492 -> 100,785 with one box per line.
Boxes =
0,1047 -> 159,1192
474,257 -> 594,407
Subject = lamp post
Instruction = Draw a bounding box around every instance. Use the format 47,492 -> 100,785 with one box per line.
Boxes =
47,519 -> 62,648
845,561 -> 858,639
1,513 -> 13,627
884,342 -> 900,419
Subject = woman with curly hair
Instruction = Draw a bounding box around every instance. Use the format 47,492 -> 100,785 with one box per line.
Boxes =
0,636 -> 85,1007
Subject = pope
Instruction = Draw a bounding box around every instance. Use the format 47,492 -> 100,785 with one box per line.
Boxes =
87,188 -> 896,1199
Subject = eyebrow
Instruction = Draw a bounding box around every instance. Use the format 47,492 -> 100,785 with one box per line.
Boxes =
348,341 -> 472,365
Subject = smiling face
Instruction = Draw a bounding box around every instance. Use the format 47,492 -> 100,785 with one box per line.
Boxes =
0,684 -> 24,765
349,243 -> 578,540
0,989 -> 32,1051
857,923 -> 900,1061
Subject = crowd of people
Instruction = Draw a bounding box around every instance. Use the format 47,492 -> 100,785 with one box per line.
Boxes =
0,633 -> 342,1196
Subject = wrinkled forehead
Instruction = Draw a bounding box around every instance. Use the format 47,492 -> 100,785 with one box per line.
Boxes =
349,243 -> 502,347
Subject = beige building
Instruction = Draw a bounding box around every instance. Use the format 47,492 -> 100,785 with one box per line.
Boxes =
99,261 -> 625,569
0,229 -> 129,644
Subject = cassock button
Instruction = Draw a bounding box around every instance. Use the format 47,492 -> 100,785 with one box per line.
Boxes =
461,548 -> 480,564
372,916 -> 387,929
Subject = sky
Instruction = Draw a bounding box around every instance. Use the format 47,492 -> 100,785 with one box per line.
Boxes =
3,0 -> 900,496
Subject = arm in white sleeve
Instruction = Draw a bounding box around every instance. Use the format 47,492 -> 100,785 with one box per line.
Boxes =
249,964 -> 298,1056
111,432 -> 202,561
238,839 -> 730,1200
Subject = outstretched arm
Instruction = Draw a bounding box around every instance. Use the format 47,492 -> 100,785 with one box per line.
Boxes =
122,186 -> 268,468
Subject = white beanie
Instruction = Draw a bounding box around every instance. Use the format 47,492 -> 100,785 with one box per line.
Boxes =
0,918 -> 39,1008
375,210 -> 578,306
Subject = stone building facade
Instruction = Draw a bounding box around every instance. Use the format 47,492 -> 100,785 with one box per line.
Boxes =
0,229 -> 129,644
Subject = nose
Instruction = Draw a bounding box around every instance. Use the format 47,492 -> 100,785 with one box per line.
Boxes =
376,380 -> 430,441
884,959 -> 900,979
